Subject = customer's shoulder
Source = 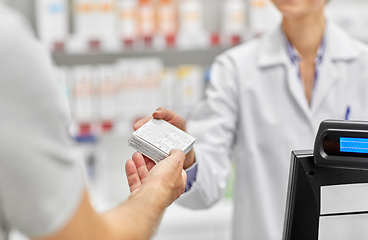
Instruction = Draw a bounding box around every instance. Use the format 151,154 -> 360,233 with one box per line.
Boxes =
0,4 -> 34,45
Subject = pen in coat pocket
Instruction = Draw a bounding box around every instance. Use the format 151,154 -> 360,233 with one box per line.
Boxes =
345,106 -> 350,120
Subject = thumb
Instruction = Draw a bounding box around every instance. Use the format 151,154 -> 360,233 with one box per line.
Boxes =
166,149 -> 186,167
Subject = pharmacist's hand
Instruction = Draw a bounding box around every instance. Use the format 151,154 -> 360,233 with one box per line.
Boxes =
133,107 -> 186,132
125,150 -> 187,208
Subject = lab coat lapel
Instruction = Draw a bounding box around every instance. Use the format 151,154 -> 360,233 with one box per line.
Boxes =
312,21 -> 361,114
285,61 -> 314,126
311,54 -> 338,113
258,26 -> 314,128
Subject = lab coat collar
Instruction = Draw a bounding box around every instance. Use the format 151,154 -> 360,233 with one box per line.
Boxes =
257,25 -> 314,129
257,21 -> 361,68
312,21 -> 363,115
257,21 -> 362,130
326,21 -> 361,61
257,26 -> 289,68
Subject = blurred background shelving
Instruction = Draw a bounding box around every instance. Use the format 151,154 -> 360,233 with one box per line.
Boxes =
52,47 -> 228,66
3,0 -> 368,239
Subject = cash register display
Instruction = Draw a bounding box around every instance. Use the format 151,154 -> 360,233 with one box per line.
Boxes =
340,137 -> 368,154
323,135 -> 368,157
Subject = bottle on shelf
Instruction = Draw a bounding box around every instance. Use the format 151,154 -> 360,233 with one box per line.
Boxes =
72,66 -> 95,138
174,65 -> 204,119
116,0 -> 139,49
36,0 -> 69,52
95,0 -> 115,36
73,0 -> 96,47
138,0 -> 156,48
160,68 -> 176,111
94,0 -> 118,51
157,0 -> 178,48
72,0 -> 117,52
249,0 -> 281,35
96,66 -> 117,133
177,0 -> 208,50
222,0 -> 247,46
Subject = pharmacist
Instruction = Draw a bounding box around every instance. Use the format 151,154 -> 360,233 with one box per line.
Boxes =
134,0 -> 368,239
0,4 -> 187,240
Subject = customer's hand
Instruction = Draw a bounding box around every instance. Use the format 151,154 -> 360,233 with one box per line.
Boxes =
125,149 -> 187,208
133,107 -> 196,169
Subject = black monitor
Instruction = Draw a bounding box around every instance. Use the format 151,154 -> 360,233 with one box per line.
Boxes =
282,150 -> 368,240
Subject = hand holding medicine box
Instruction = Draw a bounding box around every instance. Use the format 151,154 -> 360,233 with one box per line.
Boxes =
128,119 -> 196,163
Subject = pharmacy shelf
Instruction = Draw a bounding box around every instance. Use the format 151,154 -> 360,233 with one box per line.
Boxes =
52,47 -> 229,67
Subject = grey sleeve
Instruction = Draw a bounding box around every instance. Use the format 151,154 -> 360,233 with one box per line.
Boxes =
0,8 -> 84,238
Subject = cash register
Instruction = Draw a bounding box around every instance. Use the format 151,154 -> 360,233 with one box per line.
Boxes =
283,120 -> 368,240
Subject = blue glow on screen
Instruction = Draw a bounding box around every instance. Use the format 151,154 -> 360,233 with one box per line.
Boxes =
340,137 -> 368,154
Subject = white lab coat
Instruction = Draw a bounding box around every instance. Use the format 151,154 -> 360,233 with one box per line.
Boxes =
176,21 -> 368,240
